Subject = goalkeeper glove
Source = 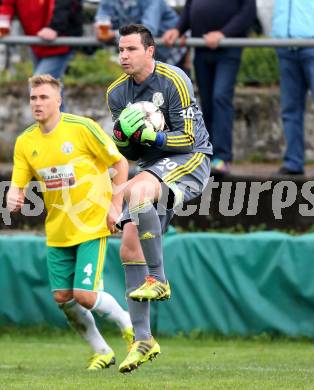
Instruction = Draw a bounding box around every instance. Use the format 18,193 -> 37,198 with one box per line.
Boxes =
132,125 -> 165,147
119,107 -> 145,137
112,119 -> 129,147
132,125 -> 157,146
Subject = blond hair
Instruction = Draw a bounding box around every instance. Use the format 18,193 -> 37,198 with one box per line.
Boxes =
28,74 -> 62,93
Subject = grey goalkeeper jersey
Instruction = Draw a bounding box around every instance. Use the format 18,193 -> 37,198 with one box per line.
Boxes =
106,61 -> 212,165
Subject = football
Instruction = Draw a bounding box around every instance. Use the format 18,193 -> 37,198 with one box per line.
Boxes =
128,101 -> 165,132
112,101 -> 165,156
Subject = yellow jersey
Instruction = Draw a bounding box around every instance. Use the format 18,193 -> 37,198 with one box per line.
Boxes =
11,113 -> 122,247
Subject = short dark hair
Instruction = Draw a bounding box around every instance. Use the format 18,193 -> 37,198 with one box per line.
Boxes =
119,24 -> 155,50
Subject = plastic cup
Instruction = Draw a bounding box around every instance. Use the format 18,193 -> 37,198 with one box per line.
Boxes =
97,16 -> 111,40
0,15 -> 10,36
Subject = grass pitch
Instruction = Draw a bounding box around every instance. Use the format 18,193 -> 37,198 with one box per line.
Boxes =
0,329 -> 314,390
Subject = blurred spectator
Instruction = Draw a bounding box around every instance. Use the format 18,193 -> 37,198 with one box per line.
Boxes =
95,0 -> 187,70
256,0 -> 274,36
0,0 -> 83,110
271,0 -> 314,175
163,0 -> 256,175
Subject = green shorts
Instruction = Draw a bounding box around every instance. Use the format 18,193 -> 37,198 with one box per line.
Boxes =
47,237 -> 107,291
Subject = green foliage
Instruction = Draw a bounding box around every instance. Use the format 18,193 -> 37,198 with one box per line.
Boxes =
0,49 -> 122,85
1,47 -> 280,86
64,49 -> 122,85
237,47 -> 280,85
0,60 -> 32,83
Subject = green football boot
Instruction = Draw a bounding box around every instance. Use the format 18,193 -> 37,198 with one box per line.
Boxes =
122,326 -> 135,351
129,276 -> 171,302
87,351 -> 115,370
119,337 -> 160,373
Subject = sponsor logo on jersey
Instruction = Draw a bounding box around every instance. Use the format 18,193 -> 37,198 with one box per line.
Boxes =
152,92 -> 164,107
37,164 -> 76,190
61,141 -> 74,154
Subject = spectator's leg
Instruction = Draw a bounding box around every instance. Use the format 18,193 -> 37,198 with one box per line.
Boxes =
193,49 -> 215,140
33,52 -> 73,79
211,48 -> 241,163
277,48 -> 307,173
301,47 -> 314,116
29,49 -> 39,71
175,49 -> 191,77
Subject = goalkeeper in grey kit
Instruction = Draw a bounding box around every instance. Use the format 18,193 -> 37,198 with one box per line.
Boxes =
107,23 -> 212,373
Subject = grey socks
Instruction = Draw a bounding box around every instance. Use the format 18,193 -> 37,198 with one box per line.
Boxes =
123,262 -> 151,341
129,202 -> 166,282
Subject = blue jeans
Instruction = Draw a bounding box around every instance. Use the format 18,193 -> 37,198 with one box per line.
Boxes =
31,51 -> 74,112
194,48 -> 242,162
277,47 -> 314,172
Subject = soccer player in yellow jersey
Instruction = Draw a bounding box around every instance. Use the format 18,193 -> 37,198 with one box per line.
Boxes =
6,75 -> 134,370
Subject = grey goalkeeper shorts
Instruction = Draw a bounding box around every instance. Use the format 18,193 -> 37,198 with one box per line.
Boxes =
116,152 -> 211,233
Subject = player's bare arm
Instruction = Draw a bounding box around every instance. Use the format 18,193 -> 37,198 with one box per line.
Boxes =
107,155 -> 129,233
6,186 -> 25,212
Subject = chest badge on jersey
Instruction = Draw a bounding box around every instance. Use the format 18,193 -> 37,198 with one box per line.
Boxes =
61,141 -> 74,154
152,92 -> 164,107
32,150 -> 38,158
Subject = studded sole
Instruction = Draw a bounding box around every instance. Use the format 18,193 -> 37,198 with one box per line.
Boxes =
130,294 -> 171,302
119,350 -> 160,373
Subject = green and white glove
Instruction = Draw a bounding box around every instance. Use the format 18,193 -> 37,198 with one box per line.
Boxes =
119,107 -> 145,138
132,125 -> 157,146
112,118 -> 130,147
112,135 -> 130,148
